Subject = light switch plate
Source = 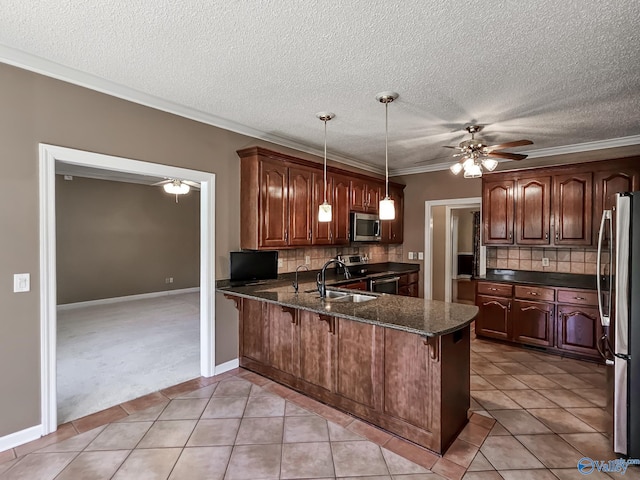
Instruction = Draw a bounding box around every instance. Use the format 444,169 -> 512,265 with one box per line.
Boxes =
13,273 -> 30,293
408,252 -> 414,260
278,258 -> 284,268
418,252 -> 424,260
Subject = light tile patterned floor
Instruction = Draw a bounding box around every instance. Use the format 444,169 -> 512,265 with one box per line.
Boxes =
1,333 -> 639,480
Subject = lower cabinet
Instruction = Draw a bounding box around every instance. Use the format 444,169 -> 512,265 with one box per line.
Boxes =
230,295 -> 470,454
475,282 -> 603,361
556,305 -> 602,358
512,300 -> 554,347
475,295 -> 510,340
398,272 -> 420,297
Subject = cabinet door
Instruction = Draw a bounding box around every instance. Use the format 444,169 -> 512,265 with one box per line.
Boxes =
332,175 -> 351,245
482,179 -> 514,244
266,303 -> 298,376
556,305 -> 602,357
381,186 -> 404,244
516,177 -> 551,245
366,184 -> 380,213
475,295 -> 510,340
512,300 -> 554,347
299,311 -> 335,392
335,318 -> 383,409
288,166 -> 313,246
594,169 -> 640,239
259,159 -> 288,247
312,172 -> 333,245
241,298 -> 266,362
350,179 -> 367,212
553,173 -> 593,246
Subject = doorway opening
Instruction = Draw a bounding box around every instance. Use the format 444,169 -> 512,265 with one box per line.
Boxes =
424,197 -> 485,301
39,144 -> 217,435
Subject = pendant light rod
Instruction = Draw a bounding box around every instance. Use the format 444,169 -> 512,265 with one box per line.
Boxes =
316,112 -> 335,224
375,92 -> 398,199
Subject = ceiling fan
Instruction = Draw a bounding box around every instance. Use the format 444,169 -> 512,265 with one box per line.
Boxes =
152,178 -> 200,202
447,125 -> 533,178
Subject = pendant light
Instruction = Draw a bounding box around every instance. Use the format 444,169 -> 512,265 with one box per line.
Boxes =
376,92 -> 398,220
316,112 -> 335,223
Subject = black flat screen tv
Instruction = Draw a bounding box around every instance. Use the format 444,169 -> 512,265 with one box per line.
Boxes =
230,250 -> 278,284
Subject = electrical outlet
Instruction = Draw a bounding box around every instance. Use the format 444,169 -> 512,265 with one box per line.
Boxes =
278,258 -> 284,268
542,257 -> 550,267
408,252 -> 415,260
305,255 -> 311,265
418,252 -> 424,260
165,277 -> 171,284
169,277 -> 174,283
13,273 -> 30,293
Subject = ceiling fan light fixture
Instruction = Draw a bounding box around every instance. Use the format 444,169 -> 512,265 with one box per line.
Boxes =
482,158 -> 499,171
376,91 -> 399,221
316,112 -> 335,223
450,162 -> 464,175
463,163 -> 483,178
163,181 -> 190,195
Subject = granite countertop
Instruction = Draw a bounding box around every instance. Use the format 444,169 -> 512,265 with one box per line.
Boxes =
476,269 -> 597,290
217,278 -> 478,338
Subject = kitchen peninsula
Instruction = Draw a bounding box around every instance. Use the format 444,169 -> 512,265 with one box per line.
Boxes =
219,277 -> 478,454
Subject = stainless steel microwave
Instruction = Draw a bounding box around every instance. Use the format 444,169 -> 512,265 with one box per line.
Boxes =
350,212 -> 381,242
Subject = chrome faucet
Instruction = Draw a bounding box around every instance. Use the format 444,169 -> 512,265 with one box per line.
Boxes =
292,265 -> 309,293
317,258 -> 351,299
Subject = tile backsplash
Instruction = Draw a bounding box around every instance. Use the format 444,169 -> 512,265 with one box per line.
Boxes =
486,247 -> 600,275
276,245 -> 404,273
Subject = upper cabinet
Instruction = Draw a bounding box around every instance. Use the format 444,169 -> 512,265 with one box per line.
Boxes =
238,147 -> 404,249
381,185 -> 404,244
482,157 -> 640,247
482,180 -> 514,244
516,177 -> 551,245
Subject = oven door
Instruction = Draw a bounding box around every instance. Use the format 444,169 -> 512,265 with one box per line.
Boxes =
370,276 -> 399,295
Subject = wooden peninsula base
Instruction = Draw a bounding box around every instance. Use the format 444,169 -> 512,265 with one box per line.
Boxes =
228,297 -> 470,455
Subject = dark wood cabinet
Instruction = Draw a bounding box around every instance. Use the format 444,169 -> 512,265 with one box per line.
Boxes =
512,300 -> 554,347
239,147 -> 404,249
557,303 -> 602,359
298,310 -> 335,392
266,303 -> 299,376
259,159 -> 289,248
332,175 -> 351,245
553,173 -> 593,246
516,176 -> 551,245
342,280 -> 368,291
381,185 -> 404,244
398,272 -> 419,297
483,179 -> 514,245
482,157 -> 640,248
475,295 -> 510,340
239,298 -> 266,363
288,166 -> 314,247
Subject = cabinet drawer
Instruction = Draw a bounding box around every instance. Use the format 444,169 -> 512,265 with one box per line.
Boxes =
557,289 -> 598,306
477,282 -> 513,297
514,285 -> 555,302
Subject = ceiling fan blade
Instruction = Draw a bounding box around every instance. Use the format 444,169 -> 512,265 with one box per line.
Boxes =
485,151 -> 528,161
484,139 -> 533,152
151,179 -> 172,186
443,145 -> 460,149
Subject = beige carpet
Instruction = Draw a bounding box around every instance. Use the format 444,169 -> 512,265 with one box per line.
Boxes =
56,292 -> 200,423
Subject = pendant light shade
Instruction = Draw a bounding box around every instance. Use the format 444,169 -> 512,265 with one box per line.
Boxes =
376,92 -> 398,221
316,112 -> 335,223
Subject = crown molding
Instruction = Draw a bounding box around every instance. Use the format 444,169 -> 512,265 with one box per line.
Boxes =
0,44 -> 383,175
391,134 -> 640,177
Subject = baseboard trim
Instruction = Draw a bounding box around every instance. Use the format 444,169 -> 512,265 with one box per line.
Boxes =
0,425 -> 43,451
57,287 -> 201,310
214,358 -> 240,375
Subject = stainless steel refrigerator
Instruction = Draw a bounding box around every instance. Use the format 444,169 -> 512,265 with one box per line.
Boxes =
597,191 -> 640,458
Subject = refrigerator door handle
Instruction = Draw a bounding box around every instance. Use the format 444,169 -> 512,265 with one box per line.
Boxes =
597,209 -> 611,327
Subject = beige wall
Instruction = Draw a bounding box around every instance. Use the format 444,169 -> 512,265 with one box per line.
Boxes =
56,175 -> 200,304
0,62 -> 344,437
453,208 -> 476,253
431,206 -> 446,301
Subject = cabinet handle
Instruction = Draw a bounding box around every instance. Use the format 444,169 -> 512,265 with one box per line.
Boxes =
308,229 -> 312,241
489,288 -> 498,291
509,232 -> 513,240
528,292 -> 539,296
556,232 -> 559,241
575,296 -> 585,300
508,301 -> 511,311
329,229 -> 333,242
285,230 -> 288,242
545,232 -> 549,240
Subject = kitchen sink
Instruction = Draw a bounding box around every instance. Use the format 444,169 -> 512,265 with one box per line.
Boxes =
316,290 -> 376,303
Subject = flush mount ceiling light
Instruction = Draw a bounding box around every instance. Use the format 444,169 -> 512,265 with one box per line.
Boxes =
316,112 -> 335,223
163,180 -> 190,195
376,91 -> 398,221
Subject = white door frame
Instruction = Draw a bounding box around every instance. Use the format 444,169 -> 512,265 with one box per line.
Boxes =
39,144 -> 217,435
424,197 -> 484,301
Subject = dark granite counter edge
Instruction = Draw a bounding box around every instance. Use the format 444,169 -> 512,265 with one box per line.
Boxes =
476,269 -> 597,290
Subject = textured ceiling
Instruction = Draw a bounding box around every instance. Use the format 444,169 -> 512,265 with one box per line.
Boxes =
1,1 -> 639,175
